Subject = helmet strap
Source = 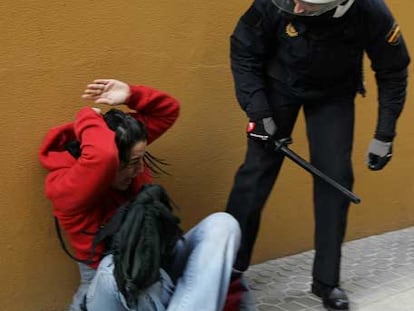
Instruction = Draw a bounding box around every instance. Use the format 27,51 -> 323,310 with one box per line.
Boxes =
333,0 -> 355,18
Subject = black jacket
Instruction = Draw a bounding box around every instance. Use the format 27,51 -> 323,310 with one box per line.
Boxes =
231,0 -> 410,141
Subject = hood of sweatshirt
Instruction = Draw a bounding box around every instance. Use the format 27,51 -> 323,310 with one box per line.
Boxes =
39,122 -> 78,171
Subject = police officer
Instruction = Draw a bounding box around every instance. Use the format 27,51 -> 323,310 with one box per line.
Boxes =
225,0 -> 410,310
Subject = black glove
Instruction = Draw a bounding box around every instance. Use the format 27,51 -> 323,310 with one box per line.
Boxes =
246,117 -> 277,141
366,138 -> 393,171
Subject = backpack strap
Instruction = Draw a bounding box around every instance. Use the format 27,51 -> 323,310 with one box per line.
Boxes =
54,216 -> 92,264
54,201 -> 131,265
80,294 -> 88,311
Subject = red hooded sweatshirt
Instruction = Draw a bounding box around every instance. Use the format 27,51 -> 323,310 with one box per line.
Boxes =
39,85 -> 180,268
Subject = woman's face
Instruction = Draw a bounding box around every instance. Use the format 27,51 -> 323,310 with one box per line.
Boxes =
112,141 -> 147,191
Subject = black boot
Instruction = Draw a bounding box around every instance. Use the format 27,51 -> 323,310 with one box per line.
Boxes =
312,282 -> 349,310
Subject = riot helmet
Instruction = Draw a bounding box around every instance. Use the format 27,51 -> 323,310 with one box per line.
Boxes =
271,0 -> 353,17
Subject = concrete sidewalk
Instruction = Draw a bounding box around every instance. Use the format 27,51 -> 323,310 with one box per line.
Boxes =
244,226 -> 414,311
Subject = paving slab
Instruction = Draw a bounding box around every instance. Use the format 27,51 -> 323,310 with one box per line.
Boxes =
244,226 -> 414,311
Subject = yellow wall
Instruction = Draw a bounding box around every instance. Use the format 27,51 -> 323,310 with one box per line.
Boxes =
1,0 -> 413,310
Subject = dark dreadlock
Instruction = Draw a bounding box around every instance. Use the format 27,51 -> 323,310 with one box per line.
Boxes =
111,184 -> 183,308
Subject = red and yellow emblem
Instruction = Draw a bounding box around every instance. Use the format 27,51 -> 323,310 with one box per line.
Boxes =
286,22 -> 299,37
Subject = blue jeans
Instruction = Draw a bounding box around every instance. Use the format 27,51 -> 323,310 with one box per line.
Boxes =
83,212 -> 240,311
67,262 -> 96,311
86,255 -> 172,311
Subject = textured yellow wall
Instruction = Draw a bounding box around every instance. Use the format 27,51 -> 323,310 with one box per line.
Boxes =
0,0 -> 413,310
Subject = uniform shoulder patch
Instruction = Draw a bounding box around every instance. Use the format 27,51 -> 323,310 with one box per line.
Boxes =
386,23 -> 401,46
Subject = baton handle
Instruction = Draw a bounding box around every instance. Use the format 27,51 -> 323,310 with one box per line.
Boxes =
275,139 -> 361,204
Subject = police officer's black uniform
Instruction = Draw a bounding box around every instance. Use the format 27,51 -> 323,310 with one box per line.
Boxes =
226,0 -> 409,309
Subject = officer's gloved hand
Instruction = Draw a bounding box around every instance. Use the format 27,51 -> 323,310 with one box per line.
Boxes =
246,117 -> 277,141
366,138 -> 393,171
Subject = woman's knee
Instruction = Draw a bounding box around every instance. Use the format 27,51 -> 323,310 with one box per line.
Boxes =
201,212 -> 241,241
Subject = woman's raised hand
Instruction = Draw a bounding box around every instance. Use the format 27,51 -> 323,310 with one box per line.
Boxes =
82,79 -> 131,106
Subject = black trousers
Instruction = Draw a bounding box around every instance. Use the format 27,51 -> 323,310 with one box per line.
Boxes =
226,89 -> 355,287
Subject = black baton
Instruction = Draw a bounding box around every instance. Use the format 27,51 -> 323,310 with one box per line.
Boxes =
274,138 -> 361,204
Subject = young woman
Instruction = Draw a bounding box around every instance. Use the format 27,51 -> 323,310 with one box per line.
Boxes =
39,79 -> 241,311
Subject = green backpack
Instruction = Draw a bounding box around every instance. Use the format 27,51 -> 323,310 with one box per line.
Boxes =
111,184 -> 183,308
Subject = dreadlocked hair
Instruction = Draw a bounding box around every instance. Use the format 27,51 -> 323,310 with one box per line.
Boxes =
111,184 -> 182,308
105,108 -> 170,176
103,108 -> 147,164
144,152 -> 170,176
